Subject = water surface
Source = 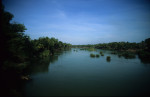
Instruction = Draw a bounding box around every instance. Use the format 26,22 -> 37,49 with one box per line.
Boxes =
23,48 -> 150,96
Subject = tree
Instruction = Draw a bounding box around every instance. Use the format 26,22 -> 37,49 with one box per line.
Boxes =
145,38 -> 150,50
0,4 -> 28,69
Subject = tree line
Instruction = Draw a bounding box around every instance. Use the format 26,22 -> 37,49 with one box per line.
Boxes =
0,4 -> 71,70
73,39 -> 150,51
95,40 -> 149,51
73,38 -> 150,60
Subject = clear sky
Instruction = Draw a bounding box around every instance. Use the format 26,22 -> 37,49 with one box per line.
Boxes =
2,0 -> 150,45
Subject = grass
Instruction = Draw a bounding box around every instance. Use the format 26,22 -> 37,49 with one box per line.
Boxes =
100,51 -> 104,56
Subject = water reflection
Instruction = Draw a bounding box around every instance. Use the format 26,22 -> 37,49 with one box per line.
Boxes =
26,49 -> 72,75
110,51 -> 136,59
139,58 -> 150,65
49,55 -> 59,64
106,59 -> 111,62
25,56 -> 58,75
110,50 -> 150,65
118,54 -> 122,58
25,50 -> 72,75
24,48 -> 150,96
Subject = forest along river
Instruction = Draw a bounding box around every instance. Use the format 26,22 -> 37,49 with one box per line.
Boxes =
23,48 -> 150,96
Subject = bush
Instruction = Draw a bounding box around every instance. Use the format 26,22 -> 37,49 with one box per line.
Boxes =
100,51 -> 103,54
90,54 -> 95,57
121,52 -> 135,59
106,56 -> 111,62
101,53 -> 104,56
96,54 -> 100,57
39,50 -> 50,58
107,56 -> 111,59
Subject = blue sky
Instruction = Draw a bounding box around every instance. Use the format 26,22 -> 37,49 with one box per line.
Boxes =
3,0 -> 150,45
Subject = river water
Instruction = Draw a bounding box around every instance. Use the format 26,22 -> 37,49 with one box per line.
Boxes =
23,48 -> 150,96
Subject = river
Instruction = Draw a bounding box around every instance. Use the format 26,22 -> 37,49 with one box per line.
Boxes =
23,48 -> 150,96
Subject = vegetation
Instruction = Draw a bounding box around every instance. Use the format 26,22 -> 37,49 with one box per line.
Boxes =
106,56 -> 111,62
138,38 -> 150,61
120,52 -> 135,59
73,38 -> 149,53
90,54 -> 100,58
30,37 -> 71,58
73,44 -> 95,48
90,54 -> 96,57
73,38 -> 150,61
99,51 -> 104,56
101,53 -> 104,56
87,48 -> 96,51
96,54 -> 100,57
95,42 -> 143,51
79,47 -> 96,51
0,5 -> 71,96
100,51 -> 103,54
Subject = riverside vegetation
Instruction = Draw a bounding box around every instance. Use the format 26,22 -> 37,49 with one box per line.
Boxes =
0,5 -> 71,96
73,38 -> 150,61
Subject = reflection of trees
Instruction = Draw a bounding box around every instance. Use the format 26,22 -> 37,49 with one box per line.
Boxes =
49,55 -> 58,64
25,55 -> 59,75
110,51 -> 136,59
139,57 -> 150,65
106,59 -> 111,62
26,49 -> 72,75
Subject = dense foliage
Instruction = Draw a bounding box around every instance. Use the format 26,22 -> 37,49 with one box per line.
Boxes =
0,5 -> 71,70
31,37 -> 71,58
73,39 -> 149,51
0,5 -> 71,96
73,38 -> 150,60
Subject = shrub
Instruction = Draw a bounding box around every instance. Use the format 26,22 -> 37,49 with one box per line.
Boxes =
106,56 -> 111,62
40,50 -> 50,58
101,53 -> 104,56
90,54 -> 95,57
96,54 -> 100,57
107,56 -> 111,59
121,52 -> 135,59
100,51 -> 103,54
